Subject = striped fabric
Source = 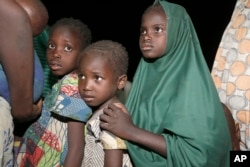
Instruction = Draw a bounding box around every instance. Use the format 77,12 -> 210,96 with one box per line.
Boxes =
82,109 -> 133,167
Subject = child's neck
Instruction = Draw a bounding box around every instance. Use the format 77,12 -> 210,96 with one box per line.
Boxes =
56,70 -> 77,80
93,96 -> 120,112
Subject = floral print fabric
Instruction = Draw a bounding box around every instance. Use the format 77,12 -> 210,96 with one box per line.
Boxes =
14,73 -> 92,166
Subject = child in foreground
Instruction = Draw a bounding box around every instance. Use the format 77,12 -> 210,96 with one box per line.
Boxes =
14,17 -> 92,167
77,40 -> 133,167
99,0 -> 231,167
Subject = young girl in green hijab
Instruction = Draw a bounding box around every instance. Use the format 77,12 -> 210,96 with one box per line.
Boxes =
100,0 -> 231,166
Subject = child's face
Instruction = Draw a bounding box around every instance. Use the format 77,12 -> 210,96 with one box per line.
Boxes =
78,52 -> 119,108
46,26 -> 82,76
139,9 -> 167,59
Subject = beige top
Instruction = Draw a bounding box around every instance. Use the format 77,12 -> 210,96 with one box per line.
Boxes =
82,108 -> 133,167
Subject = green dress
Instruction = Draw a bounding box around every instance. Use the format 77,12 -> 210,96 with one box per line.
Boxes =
125,0 -> 231,166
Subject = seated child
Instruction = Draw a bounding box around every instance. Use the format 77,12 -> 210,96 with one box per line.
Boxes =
14,17 -> 92,167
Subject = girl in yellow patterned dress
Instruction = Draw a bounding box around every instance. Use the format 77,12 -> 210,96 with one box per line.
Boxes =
78,40 -> 133,167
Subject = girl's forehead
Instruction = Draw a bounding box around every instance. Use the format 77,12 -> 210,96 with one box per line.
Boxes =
82,51 -> 111,63
141,10 -> 166,26
50,27 -> 81,41
81,53 -> 113,72
143,7 -> 165,18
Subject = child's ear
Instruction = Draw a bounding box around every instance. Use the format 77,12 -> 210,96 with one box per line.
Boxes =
117,74 -> 127,90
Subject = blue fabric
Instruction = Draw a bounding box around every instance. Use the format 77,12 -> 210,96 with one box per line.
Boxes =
0,50 -> 44,103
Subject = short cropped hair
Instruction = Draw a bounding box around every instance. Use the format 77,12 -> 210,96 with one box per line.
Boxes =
82,40 -> 129,77
50,17 -> 92,50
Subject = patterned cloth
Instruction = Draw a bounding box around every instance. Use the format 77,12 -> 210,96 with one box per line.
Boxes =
211,0 -> 250,150
14,73 -> 92,167
0,48 -> 44,167
82,109 -> 133,167
0,97 -> 13,167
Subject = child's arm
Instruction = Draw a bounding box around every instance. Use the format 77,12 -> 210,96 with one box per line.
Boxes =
102,128 -> 129,167
64,120 -> 85,167
104,149 -> 123,167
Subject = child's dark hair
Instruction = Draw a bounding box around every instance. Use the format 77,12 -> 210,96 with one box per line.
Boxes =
50,17 -> 92,50
82,40 -> 128,77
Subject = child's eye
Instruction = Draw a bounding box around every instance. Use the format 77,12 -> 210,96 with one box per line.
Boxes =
96,76 -> 103,81
155,27 -> 163,33
48,43 -> 55,49
64,46 -> 72,52
140,29 -> 146,35
78,74 -> 85,80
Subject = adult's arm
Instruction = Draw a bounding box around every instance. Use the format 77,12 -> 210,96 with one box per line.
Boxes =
0,0 -> 34,121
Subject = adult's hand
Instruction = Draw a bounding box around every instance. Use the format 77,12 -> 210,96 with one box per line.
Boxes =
32,98 -> 43,118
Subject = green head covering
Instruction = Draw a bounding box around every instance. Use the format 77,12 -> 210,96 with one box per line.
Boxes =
125,0 -> 231,166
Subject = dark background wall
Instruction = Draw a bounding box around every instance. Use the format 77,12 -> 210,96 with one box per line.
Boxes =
41,0 -> 236,81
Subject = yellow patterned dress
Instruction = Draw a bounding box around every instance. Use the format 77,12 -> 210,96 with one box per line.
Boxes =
82,108 -> 133,167
211,0 -> 250,150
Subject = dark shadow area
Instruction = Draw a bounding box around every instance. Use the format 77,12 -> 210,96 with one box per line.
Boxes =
41,0 -> 235,80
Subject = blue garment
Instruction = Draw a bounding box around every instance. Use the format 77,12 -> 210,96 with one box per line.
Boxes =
0,50 -> 44,103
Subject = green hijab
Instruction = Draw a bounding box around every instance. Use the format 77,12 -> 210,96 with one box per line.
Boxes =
125,0 -> 231,166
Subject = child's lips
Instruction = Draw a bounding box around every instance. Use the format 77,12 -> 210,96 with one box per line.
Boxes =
49,64 -> 61,70
49,61 -> 61,70
141,44 -> 153,51
83,95 -> 94,102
